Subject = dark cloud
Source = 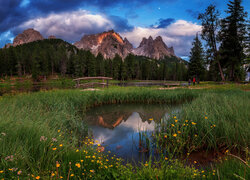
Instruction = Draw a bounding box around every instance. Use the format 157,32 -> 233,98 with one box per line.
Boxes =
186,9 -> 200,19
0,0 -> 177,47
108,16 -> 134,32
150,18 -> 175,29
0,0 -> 29,32
0,0 -> 158,34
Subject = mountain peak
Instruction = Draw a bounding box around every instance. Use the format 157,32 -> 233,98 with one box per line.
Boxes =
133,36 -> 175,59
74,30 -> 130,59
155,36 -> 163,41
13,28 -> 44,47
97,31 -> 124,45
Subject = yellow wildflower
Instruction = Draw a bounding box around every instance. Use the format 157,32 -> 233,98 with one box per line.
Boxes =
191,122 -> 196,125
58,130 -> 60,133
51,172 -> 55,177
60,176 -> 63,179
70,174 -> 74,177
75,163 -> 81,168
175,120 -> 178,123
165,157 -> 168,160
52,147 -> 57,151
177,131 -> 181,134
76,149 -> 79,152
92,155 -> 96,159
90,170 -> 95,173
173,134 -> 177,137
213,124 -> 216,127
185,120 -> 188,122
195,134 -> 198,137
0,171 -> 3,173
149,118 -> 153,121
80,159 -> 83,162
59,144 -> 63,147
56,163 -> 60,168
35,176 -> 40,180
171,124 -> 175,127
205,117 -> 208,119
174,116 -> 177,119
164,135 -> 167,138
144,163 -> 148,166
194,161 -> 197,164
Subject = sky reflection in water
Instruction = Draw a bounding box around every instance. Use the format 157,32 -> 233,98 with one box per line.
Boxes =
84,104 -> 179,162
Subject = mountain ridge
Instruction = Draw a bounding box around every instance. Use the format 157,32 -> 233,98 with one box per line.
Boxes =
5,28 -> 177,60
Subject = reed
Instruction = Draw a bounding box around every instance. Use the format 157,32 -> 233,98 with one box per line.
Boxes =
0,87 -> 249,179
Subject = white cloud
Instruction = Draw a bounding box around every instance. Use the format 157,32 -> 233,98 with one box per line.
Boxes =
121,20 -> 201,57
17,11 -> 201,57
18,10 -> 114,42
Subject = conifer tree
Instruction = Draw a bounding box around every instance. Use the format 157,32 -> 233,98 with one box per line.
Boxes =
188,34 -> 205,80
219,0 -> 248,81
198,5 -> 225,81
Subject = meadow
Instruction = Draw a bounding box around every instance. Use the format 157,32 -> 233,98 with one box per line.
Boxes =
0,84 -> 249,179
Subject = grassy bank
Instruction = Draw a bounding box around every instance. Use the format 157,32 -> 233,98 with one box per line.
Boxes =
0,87 -> 249,179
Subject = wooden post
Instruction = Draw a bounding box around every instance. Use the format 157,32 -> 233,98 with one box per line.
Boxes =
77,80 -> 79,88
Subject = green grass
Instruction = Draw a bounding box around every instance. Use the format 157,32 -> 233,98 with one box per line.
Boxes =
0,87 -> 249,179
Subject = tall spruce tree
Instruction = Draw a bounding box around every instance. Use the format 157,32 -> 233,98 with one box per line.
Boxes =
245,19 -> 250,78
219,0 -> 248,81
188,34 -> 205,80
198,5 -> 225,81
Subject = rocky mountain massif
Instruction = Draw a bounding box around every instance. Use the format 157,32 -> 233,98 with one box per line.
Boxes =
6,29 -> 177,60
74,30 -> 133,59
5,29 -> 56,48
75,30 -> 176,59
133,36 -> 175,60
13,28 -> 44,47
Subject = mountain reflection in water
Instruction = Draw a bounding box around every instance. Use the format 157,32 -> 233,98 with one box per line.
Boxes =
84,104 -> 180,163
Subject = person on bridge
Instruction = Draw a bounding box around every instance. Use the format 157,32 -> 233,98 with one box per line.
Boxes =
193,77 -> 196,85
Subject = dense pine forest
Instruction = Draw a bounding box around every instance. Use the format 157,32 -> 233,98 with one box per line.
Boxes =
0,39 -> 189,81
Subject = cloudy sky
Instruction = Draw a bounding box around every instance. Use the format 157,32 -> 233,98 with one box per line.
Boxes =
0,0 -> 249,59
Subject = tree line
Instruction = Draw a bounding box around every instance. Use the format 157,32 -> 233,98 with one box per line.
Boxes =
188,0 -> 249,81
0,39 -> 188,81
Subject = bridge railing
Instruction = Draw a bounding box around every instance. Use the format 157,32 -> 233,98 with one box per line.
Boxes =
73,77 -> 113,88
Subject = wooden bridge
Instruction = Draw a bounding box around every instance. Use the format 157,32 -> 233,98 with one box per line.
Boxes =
73,77 -> 113,88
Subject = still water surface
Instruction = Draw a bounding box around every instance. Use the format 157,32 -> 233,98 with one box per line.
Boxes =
84,104 -> 180,163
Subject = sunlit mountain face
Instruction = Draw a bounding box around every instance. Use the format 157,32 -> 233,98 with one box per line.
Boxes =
1,0 -> 249,58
